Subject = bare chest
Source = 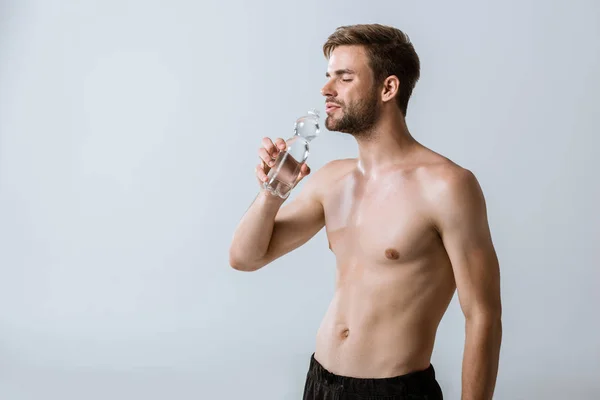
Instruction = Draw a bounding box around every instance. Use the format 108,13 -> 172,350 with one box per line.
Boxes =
323,173 -> 439,264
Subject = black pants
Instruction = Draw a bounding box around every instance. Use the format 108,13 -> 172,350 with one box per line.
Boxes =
303,353 -> 443,400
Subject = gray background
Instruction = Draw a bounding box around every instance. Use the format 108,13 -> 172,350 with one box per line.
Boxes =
0,0 -> 598,399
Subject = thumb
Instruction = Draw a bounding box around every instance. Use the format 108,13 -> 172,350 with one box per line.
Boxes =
295,164 -> 311,185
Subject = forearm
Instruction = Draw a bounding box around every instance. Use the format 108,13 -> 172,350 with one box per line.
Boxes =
229,190 -> 285,270
461,315 -> 502,400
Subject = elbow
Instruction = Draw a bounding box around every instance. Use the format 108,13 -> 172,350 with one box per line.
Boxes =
228,250 -> 263,272
465,308 -> 503,333
465,311 -> 502,348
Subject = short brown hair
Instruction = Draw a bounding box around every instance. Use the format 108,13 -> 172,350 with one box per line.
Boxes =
323,24 -> 420,116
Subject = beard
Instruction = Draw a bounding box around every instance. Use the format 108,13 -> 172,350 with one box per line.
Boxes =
325,88 -> 380,139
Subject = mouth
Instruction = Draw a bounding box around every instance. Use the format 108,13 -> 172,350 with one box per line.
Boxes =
325,104 -> 341,113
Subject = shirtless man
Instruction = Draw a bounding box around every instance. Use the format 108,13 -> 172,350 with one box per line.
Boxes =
229,24 -> 502,400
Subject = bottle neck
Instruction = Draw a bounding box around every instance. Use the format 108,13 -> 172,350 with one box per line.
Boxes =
294,133 -> 315,142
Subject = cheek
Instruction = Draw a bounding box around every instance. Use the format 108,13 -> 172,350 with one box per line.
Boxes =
337,90 -> 354,107
342,84 -> 365,104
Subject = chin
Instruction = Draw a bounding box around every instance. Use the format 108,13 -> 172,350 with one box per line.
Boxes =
325,116 -> 342,132
326,121 -> 352,134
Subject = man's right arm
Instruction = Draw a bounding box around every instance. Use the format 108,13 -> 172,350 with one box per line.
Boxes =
228,138 -> 328,272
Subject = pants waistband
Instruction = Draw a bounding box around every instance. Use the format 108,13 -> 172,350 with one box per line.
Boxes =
307,353 -> 437,396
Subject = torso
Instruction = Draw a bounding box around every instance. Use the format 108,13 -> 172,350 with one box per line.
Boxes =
314,152 -> 458,378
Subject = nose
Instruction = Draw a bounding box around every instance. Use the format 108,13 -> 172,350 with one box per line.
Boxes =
320,80 -> 337,98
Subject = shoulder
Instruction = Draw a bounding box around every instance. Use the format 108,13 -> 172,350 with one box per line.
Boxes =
299,158 -> 357,200
306,158 -> 356,183
418,158 -> 487,231
422,161 -> 481,201
404,146 -> 478,197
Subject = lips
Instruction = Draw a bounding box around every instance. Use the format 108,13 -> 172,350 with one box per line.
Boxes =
325,103 -> 341,113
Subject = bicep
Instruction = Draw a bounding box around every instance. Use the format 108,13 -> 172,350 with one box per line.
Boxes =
437,169 -> 501,319
443,226 -> 500,319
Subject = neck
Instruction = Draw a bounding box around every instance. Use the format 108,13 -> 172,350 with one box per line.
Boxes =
355,109 -> 418,176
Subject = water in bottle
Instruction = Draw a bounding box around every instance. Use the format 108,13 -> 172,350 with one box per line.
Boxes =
263,109 -> 320,199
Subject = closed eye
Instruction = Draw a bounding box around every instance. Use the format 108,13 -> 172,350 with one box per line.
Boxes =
325,69 -> 356,81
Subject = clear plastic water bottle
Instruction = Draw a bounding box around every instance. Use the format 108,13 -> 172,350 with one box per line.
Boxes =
263,109 -> 320,199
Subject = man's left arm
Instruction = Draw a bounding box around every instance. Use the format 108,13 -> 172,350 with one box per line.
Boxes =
434,168 -> 502,400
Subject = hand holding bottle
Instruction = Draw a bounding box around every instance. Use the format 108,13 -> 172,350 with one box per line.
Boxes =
258,110 -> 320,199
256,137 -> 311,188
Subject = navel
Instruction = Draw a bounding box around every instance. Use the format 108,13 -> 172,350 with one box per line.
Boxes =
385,248 -> 400,260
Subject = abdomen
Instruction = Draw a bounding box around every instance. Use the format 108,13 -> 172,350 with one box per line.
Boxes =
314,255 -> 455,378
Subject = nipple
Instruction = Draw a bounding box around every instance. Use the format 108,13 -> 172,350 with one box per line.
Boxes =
385,248 -> 400,260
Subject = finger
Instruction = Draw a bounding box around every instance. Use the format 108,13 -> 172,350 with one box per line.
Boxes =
296,164 -> 311,184
259,158 -> 268,172
274,138 -> 286,152
298,164 -> 310,180
256,163 -> 268,182
261,137 -> 276,157
301,164 -> 311,176
258,148 -> 275,167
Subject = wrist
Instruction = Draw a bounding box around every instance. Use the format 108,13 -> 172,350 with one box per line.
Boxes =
258,187 -> 287,206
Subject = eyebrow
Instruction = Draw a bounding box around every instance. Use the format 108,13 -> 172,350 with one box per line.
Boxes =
325,69 -> 356,78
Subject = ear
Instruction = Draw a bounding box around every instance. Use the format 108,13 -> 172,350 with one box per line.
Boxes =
381,75 -> 400,103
